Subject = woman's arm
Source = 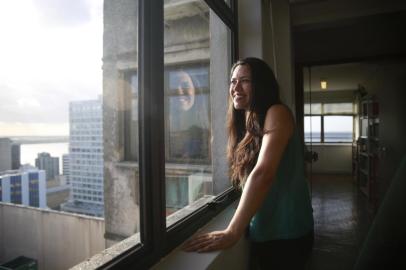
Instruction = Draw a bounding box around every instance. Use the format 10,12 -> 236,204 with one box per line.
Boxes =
183,104 -> 294,252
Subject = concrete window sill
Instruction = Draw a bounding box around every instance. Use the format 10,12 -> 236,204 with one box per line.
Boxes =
72,200 -> 247,270
152,200 -> 249,270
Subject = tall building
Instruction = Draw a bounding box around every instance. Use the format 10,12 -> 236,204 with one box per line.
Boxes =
61,98 -> 104,217
62,154 -> 70,184
0,168 -> 47,208
0,138 -> 13,171
35,152 -> 59,181
11,143 -> 21,170
0,138 -> 20,171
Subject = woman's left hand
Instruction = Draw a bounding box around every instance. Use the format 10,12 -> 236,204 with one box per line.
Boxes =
182,229 -> 240,253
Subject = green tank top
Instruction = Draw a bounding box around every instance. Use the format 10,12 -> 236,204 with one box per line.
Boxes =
248,129 -> 314,242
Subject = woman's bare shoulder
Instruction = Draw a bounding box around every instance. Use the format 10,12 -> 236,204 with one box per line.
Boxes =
266,104 -> 294,122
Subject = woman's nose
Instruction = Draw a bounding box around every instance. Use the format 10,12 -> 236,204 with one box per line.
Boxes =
233,81 -> 242,92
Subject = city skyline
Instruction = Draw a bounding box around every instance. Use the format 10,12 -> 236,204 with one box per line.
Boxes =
0,0 -> 103,137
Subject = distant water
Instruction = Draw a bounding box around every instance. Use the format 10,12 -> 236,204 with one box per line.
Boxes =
20,143 -> 69,170
305,132 -> 352,143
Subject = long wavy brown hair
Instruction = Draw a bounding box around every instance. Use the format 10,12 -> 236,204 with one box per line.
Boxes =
227,57 -> 280,188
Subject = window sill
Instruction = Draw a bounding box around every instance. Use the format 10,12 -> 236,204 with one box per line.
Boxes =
71,200 -> 248,270
152,200 -> 249,270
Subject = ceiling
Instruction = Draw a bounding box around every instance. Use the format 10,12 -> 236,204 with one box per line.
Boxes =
292,0 -> 406,92
303,62 -> 381,92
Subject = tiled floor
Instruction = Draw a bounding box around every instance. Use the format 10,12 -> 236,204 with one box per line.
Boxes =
308,174 -> 373,270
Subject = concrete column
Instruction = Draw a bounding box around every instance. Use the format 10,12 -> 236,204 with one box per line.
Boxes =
238,0 -> 263,59
269,0 -> 295,113
209,10 -> 232,194
238,0 -> 296,114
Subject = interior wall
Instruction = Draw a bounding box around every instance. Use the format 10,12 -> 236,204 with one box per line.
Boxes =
360,60 -> 406,201
307,144 -> 352,174
238,0 -> 296,113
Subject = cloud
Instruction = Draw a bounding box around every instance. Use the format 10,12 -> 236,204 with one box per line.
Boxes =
0,0 -> 103,136
17,98 -> 41,109
32,0 -> 92,27
0,122 -> 69,136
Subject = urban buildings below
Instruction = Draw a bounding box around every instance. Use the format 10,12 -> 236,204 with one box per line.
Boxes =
35,152 -> 59,182
0,168 -> 47,208
46,177 -> 70,210
61,98 -> 104,217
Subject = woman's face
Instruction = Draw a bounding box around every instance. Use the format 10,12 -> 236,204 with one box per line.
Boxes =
176,71 -> 195,111
229,64 -> 252,110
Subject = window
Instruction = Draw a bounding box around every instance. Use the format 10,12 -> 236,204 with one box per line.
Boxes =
305,102 -> 355,143
101,0 -> 238,269
324,116 -> 353,142
0,0 -> 237,268
304,116 -> 321,142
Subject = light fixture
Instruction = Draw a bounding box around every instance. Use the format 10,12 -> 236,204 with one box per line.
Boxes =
320,79 -> 327,90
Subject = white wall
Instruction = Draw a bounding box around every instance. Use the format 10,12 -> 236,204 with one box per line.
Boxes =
238,0 -> 295,113
0,203 -> 105,270
307,144 -> 353,174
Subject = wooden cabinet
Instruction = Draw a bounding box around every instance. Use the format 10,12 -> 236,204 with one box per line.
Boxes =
356,96 -> 380,212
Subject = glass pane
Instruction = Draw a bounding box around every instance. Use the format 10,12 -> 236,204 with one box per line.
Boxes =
103,0 -> 142,258
125,73 -> 139,161
324,102 -> 353,114
324,116 -> 353,142
304,116 -> 321,143
0,0 -> 140,268
164,0 -> 232,226
304,103 -> 322,114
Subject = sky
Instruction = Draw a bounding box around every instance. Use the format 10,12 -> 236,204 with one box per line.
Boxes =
0,0 -> 103,136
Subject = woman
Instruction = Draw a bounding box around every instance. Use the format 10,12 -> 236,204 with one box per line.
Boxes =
183,57 -> 314,269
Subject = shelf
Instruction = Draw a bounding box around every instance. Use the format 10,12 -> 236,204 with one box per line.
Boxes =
360,152 -> 369,157
357,95 -> 379,206
359,185 -> 369,197
360,168 -> 369,176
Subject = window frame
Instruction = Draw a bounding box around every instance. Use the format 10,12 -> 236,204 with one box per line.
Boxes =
99,0 -> 239,269
304,102 -> 355,144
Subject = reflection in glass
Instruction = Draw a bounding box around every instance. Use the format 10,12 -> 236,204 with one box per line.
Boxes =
165,65 -> 212,216
167,67 -> 210,162
163,0 -> 232,223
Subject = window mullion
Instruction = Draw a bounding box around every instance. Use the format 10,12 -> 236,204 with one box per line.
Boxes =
321,116 -> 325,143
204,0 -> 235,30
139,0 -> 166,258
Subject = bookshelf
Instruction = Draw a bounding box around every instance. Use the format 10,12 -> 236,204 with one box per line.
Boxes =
356,96 -> 380,212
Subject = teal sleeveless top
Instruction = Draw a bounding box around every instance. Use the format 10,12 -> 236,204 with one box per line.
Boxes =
248,129 -> 314,242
